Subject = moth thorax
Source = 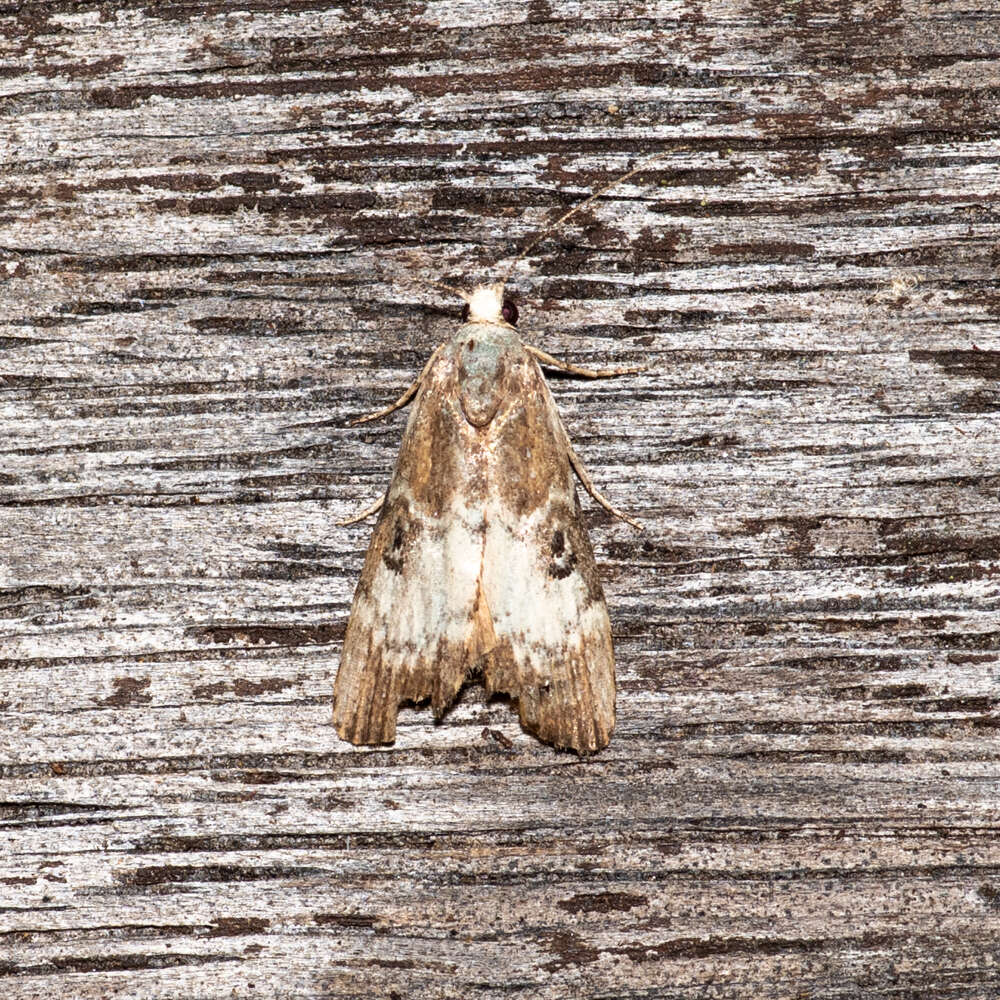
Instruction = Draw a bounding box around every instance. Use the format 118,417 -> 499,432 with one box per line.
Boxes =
466,284 -> 504,324
459,335 -> 507,427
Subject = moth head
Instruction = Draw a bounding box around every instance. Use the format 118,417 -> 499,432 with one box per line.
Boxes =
460,283 -> 518,327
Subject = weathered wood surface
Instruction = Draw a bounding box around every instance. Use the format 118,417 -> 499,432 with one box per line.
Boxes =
2,2 -> 999,997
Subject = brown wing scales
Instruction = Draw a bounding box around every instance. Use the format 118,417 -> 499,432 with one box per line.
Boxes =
335,324 -> 617,753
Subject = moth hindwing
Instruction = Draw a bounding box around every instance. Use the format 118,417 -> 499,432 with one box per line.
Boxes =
334,281 -> 638,754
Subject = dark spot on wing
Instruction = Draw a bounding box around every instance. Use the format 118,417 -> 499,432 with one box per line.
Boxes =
383,518 -> 406,573
357,498 -> 415,596
543,500 -> 606,604
548,527 -> 577,579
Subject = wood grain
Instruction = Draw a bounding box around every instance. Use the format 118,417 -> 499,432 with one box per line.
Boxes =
2,2 -> 999,997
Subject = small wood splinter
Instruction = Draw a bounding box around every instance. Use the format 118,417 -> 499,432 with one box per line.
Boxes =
335,153 -> 667,753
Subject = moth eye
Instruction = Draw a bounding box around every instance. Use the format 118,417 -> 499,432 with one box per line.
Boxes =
501,298 -> 518,325
461,303 -> 470,322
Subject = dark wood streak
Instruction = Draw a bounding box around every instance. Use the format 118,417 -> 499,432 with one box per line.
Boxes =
2,1 -> 1000,998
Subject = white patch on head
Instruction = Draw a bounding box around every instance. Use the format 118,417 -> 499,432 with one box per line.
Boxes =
467,284 -> 504,324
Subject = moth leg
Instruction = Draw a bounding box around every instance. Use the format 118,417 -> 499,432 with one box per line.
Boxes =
526,344 -> 646,379
564,437 -> 643,531
350,382 -> 419,426
336,491 -> 385,527
350,345 -> 442,426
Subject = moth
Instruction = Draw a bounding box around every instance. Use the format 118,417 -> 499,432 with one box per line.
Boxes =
334,156 -> 663,753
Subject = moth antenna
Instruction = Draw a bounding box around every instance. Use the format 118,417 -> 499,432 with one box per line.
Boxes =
388,272 -> 472,303
499,149 -> 678,285
420,278 -> 472,302
376,252 -> 473,304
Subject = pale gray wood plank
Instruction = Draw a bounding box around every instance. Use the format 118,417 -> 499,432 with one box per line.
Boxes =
2,2 -> 1000,998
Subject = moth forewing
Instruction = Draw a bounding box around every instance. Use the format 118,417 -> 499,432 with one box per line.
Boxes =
476,347 -> 616,753
333,334 -> 490,745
